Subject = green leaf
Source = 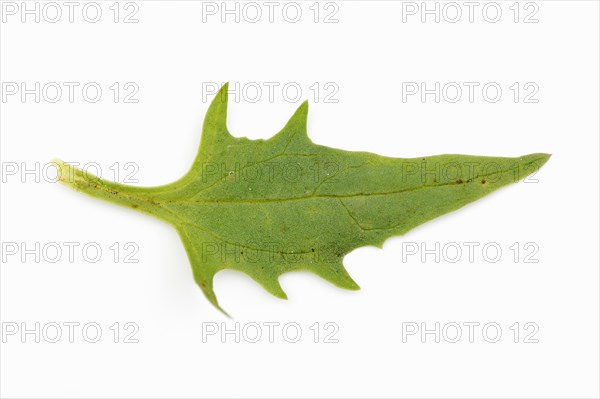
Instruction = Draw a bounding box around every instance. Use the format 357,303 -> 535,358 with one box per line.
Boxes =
56,83 -> 550,315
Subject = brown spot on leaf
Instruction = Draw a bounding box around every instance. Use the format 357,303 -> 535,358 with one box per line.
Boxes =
456,179 -> 464,184
481,179 -> 487,184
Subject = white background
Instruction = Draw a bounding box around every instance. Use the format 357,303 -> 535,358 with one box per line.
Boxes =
1,1 -> 599,398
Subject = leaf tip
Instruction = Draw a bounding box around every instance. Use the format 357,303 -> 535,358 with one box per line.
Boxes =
282,100 -> 310,137
200,83 -> 234,147
217,306 -> 232,319
525,152 -> 551,163
258,275 -> 288,300
289,99 -> 309,124
534,152 -> 551,162
521,152 -> 551,175
299,99 -> 309,113
312,263 -> 361,291
215,82 -> 229,106
203,286 -> 232,318
219,82 -> 229,99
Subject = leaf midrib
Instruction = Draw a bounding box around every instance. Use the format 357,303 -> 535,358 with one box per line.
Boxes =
162,159 -> 538,206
